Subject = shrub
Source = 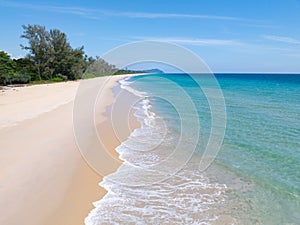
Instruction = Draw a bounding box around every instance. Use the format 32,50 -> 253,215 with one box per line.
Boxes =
83,73 -> 96,79
12,72 -> 31,84
0,73 -> 12,85
52,77 -> 64,82
56,73 -> 68,81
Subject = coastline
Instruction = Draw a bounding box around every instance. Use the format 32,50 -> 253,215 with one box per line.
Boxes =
49,75 -> 141,225
0,74 -> 141,225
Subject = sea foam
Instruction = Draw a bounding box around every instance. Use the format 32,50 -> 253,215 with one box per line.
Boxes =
85,76 -> 228,225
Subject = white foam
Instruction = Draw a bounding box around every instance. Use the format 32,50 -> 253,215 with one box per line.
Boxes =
119,78 -> 147,98
85,168 -> 227,225
119,78 -> 158,128
85,77 -> 228,225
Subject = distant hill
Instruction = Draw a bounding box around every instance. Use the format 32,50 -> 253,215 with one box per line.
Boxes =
144,69 -> 164,74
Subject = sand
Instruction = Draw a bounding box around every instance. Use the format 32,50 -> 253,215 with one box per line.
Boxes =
0,75 -> 140,225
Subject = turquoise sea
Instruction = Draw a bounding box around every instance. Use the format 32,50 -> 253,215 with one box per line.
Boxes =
86,74 -> 300,225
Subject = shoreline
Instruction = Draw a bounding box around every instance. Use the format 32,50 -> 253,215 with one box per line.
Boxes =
47,74 -> 142,225
0,74 -> 141,225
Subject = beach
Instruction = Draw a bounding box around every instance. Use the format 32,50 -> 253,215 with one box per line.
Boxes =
1,73 -> 299,224
0,75 -> 139,225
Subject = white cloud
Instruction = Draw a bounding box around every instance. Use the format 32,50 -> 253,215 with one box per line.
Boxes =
114,12 -> 239,20
0,0 -> 244,21
283,53 -> 300,57
263,35 -> 300,45
134,37 -> 243,46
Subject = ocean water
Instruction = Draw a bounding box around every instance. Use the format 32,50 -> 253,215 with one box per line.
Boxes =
86,74 -> 300,225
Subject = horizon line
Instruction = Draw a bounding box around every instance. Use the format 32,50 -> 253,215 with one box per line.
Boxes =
141,71 -> 300,74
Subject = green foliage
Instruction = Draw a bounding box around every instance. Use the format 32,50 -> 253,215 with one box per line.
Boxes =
0,51 -> 34,85
51,77 -> 64,82
0,51 -> 15,79
56,73 -> 68,81
114,69 -> 145,75
51,73 -> 67,82
12,72 -> 31,84
84,57 -> 117,77
13,57 -> 37,81
0,73 -> 12,85
20,25 -> 48,80
21,24 -> 87,81
1,24 -> 141,85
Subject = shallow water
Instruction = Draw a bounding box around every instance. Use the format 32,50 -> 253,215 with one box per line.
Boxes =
86,73 -> 300,225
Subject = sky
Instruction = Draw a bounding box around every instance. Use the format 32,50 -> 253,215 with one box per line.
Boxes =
0,0 -> 300,72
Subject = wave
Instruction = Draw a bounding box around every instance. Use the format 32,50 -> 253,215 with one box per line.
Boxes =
85,76 -> 229,225
119,77 -> 148,98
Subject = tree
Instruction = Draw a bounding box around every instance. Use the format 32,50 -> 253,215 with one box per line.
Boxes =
21,24 -> 87,80
14,58 -> 36,81
47,29 -> 72,79
0,51 -> 15,85
66,47 -> 87,80
21,25 -> 49,80
0,51 -> 32,85
85,57 -> 117,76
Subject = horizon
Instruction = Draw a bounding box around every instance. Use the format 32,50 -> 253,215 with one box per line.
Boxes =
1,0 -> 300,73
157,72 -> 300,74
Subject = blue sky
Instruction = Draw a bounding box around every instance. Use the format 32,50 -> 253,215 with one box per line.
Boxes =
0,0 -> 300,72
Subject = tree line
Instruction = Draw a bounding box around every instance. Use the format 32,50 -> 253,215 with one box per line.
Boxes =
0,24 -> 139,86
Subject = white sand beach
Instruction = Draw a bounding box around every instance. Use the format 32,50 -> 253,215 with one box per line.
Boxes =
0,75 -> 139,225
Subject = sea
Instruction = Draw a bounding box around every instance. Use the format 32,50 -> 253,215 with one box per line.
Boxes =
85,73 -> 300,225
